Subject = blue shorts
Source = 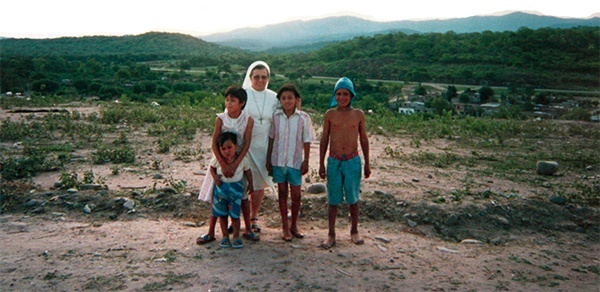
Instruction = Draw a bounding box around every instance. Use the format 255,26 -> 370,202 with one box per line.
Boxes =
326,155 -> 361,205
212,181 -> 243,219
272,166 -> 302,186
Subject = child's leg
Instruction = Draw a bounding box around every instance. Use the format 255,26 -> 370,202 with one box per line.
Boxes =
208,216 -> 218,237
321,204 -> 337,248
290,185 -> 304,237
218,216 -> 229,239
250,190 -> 265,226
232,218 -> 241,239
241,198 -> 251,234
277,182 -> 292,241
349,203 -> 364,244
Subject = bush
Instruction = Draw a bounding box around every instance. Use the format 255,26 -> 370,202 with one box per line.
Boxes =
561,108 -> 591,121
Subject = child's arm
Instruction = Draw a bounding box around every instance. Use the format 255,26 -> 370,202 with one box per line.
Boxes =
301,113 -> 313,176
266,137 -> 274,173
357,111 -> 371,178
301,142 -> 310,175
210,166 -> 222,186
318,111 -> 331,179
231,117 -> 254,173
244,169 -> 254,195
211,117 -> 234,177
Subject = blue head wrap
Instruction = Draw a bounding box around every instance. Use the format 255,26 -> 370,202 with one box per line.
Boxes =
330,77 -> 356,107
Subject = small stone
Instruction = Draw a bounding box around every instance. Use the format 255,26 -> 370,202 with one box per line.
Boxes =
491,237 -> 506,245
427,174 -> 433,179
84,204 -> 92,214
412,178 -> 420,182
306,183 -> 327,194
183,222 -> 197,227
537,160 -> 559,175
374,236 -> 391,243
549,195 -> 567,205
460,239 -> 484,244
436,246 -> 459,254
407,219 -> 418,227
53,182 -> 63,188
496,216 -> 510,226
24,199 -> 38,207
123,199 -> 135,210
66,188 -> 78,194
160,187 -> 177,194
444,213 -> 459,226
80,184 -> 104,190
152,173 -> 164,179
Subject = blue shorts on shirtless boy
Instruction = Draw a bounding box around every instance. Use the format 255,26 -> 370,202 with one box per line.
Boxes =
326,153 -> 361,205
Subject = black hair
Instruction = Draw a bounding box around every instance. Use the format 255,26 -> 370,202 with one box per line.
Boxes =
276,83 -> 301,100
217,131 -> 238,147
224,85 -> 248,109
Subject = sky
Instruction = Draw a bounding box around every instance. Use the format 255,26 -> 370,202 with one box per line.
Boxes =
2,0 -> 598,39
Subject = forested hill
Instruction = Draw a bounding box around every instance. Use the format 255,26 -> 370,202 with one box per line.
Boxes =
278,26 -> 599,89
203,12 -> 600,51
0,32 -> 243,57
1,27 -> 598,91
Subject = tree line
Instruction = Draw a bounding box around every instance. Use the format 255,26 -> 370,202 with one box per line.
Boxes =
1,27 -> 597,112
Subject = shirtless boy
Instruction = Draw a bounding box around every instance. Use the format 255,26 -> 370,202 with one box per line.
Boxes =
318,77 -> 371,249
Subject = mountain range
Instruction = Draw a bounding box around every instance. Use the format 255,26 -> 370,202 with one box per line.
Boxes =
201,11 -> 600,52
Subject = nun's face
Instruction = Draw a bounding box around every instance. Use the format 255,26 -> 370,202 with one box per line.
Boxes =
250,68 -> 269,91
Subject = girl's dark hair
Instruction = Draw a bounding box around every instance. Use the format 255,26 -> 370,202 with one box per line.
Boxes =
224,85 -> 248,109
276,83 -> 301,100
217,131 -> 238,147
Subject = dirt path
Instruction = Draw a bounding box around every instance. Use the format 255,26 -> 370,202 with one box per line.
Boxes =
1,212 -> 598,291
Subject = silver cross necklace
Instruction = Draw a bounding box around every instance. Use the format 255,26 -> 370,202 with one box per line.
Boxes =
252,90 -> 267,124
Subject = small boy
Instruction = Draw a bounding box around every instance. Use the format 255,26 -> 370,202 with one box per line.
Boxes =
210,131 -> 253,248
318,77 -> 371,249
267,84 -> 314,241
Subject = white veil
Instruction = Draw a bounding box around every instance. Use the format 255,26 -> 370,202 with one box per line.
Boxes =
242,60 -> 271,90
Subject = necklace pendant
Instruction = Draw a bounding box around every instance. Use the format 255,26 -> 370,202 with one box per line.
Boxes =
259,117 -> 263,124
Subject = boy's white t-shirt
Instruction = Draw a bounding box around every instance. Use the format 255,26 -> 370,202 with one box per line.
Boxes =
209,156 -> 251,182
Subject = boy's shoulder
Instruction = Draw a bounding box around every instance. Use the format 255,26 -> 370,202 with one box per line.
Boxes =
327,107 -> 364,116
296,109 -> 311,118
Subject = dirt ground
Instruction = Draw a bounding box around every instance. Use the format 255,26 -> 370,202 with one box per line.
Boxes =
0,106 -> 599,291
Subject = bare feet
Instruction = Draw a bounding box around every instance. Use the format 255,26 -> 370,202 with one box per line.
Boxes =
320,236 -> 336,249
290,227 -> 305,238
282,231 -> 293,242
350,233 -> 364,245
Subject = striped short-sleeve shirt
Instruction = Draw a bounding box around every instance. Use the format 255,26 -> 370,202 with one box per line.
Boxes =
268,108 -> 314,170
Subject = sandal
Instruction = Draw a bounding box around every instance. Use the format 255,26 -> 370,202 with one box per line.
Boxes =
243,232 -> 260,242
232,238 -> 244,249
250,218 -> 261,233
196,234 -> 216,245
220,238 -> 232,248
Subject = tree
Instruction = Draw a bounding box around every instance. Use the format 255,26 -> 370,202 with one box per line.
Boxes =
445,85 -> 458,102
478,86 -> 495,104
430,97 -> 454,115
414,86 -> 427,96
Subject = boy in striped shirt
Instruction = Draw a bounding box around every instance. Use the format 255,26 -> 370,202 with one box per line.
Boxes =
267,84 -> 315,241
